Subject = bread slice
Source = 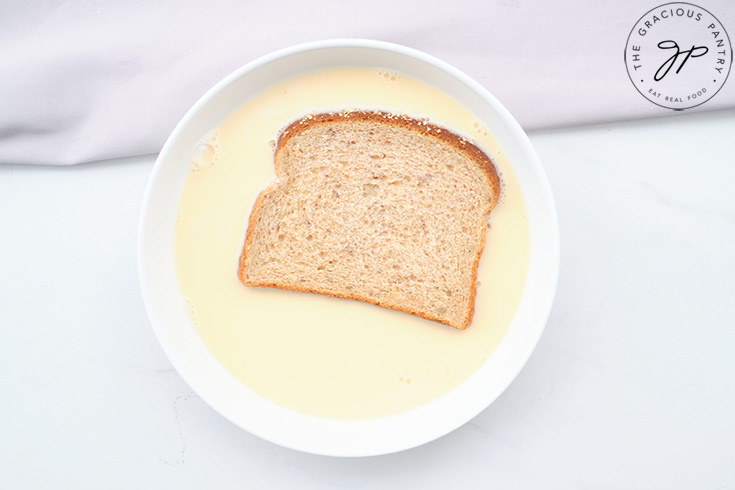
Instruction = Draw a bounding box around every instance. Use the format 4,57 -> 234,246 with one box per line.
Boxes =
238,111 -> 500,329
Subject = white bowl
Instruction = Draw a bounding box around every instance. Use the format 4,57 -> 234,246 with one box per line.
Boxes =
138,39 -> 559,457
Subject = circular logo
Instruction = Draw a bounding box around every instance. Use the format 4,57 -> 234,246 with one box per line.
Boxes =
624,2 -> 732,110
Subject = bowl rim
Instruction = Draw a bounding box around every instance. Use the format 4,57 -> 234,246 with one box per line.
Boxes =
138,38 -> 559,457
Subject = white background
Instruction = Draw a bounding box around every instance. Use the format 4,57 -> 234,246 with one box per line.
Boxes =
2,108 -> 734,488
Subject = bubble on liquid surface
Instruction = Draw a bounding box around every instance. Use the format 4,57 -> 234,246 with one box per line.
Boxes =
472,120 -> 489,137
183,297 -> 206,343
190,143 -> 215,170
496,176 -> 507,205
189,131 -> 219,173
377,70 -> 401,82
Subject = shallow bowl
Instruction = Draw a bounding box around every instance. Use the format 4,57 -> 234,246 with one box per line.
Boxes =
138,39 -> 559,457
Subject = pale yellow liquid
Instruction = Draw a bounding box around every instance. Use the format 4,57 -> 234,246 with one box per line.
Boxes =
174,68 -> 529,419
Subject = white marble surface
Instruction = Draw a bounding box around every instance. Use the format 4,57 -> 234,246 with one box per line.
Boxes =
1,109 -> 733,488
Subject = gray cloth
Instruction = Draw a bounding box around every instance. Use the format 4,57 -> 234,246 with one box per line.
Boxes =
1,0 -> 732,165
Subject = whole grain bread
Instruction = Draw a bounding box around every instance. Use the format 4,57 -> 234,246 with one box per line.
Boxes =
238,111 -> 500,329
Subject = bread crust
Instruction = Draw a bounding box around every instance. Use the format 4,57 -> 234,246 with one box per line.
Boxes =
238,111 -> 500,329
275,111 -> 500,207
